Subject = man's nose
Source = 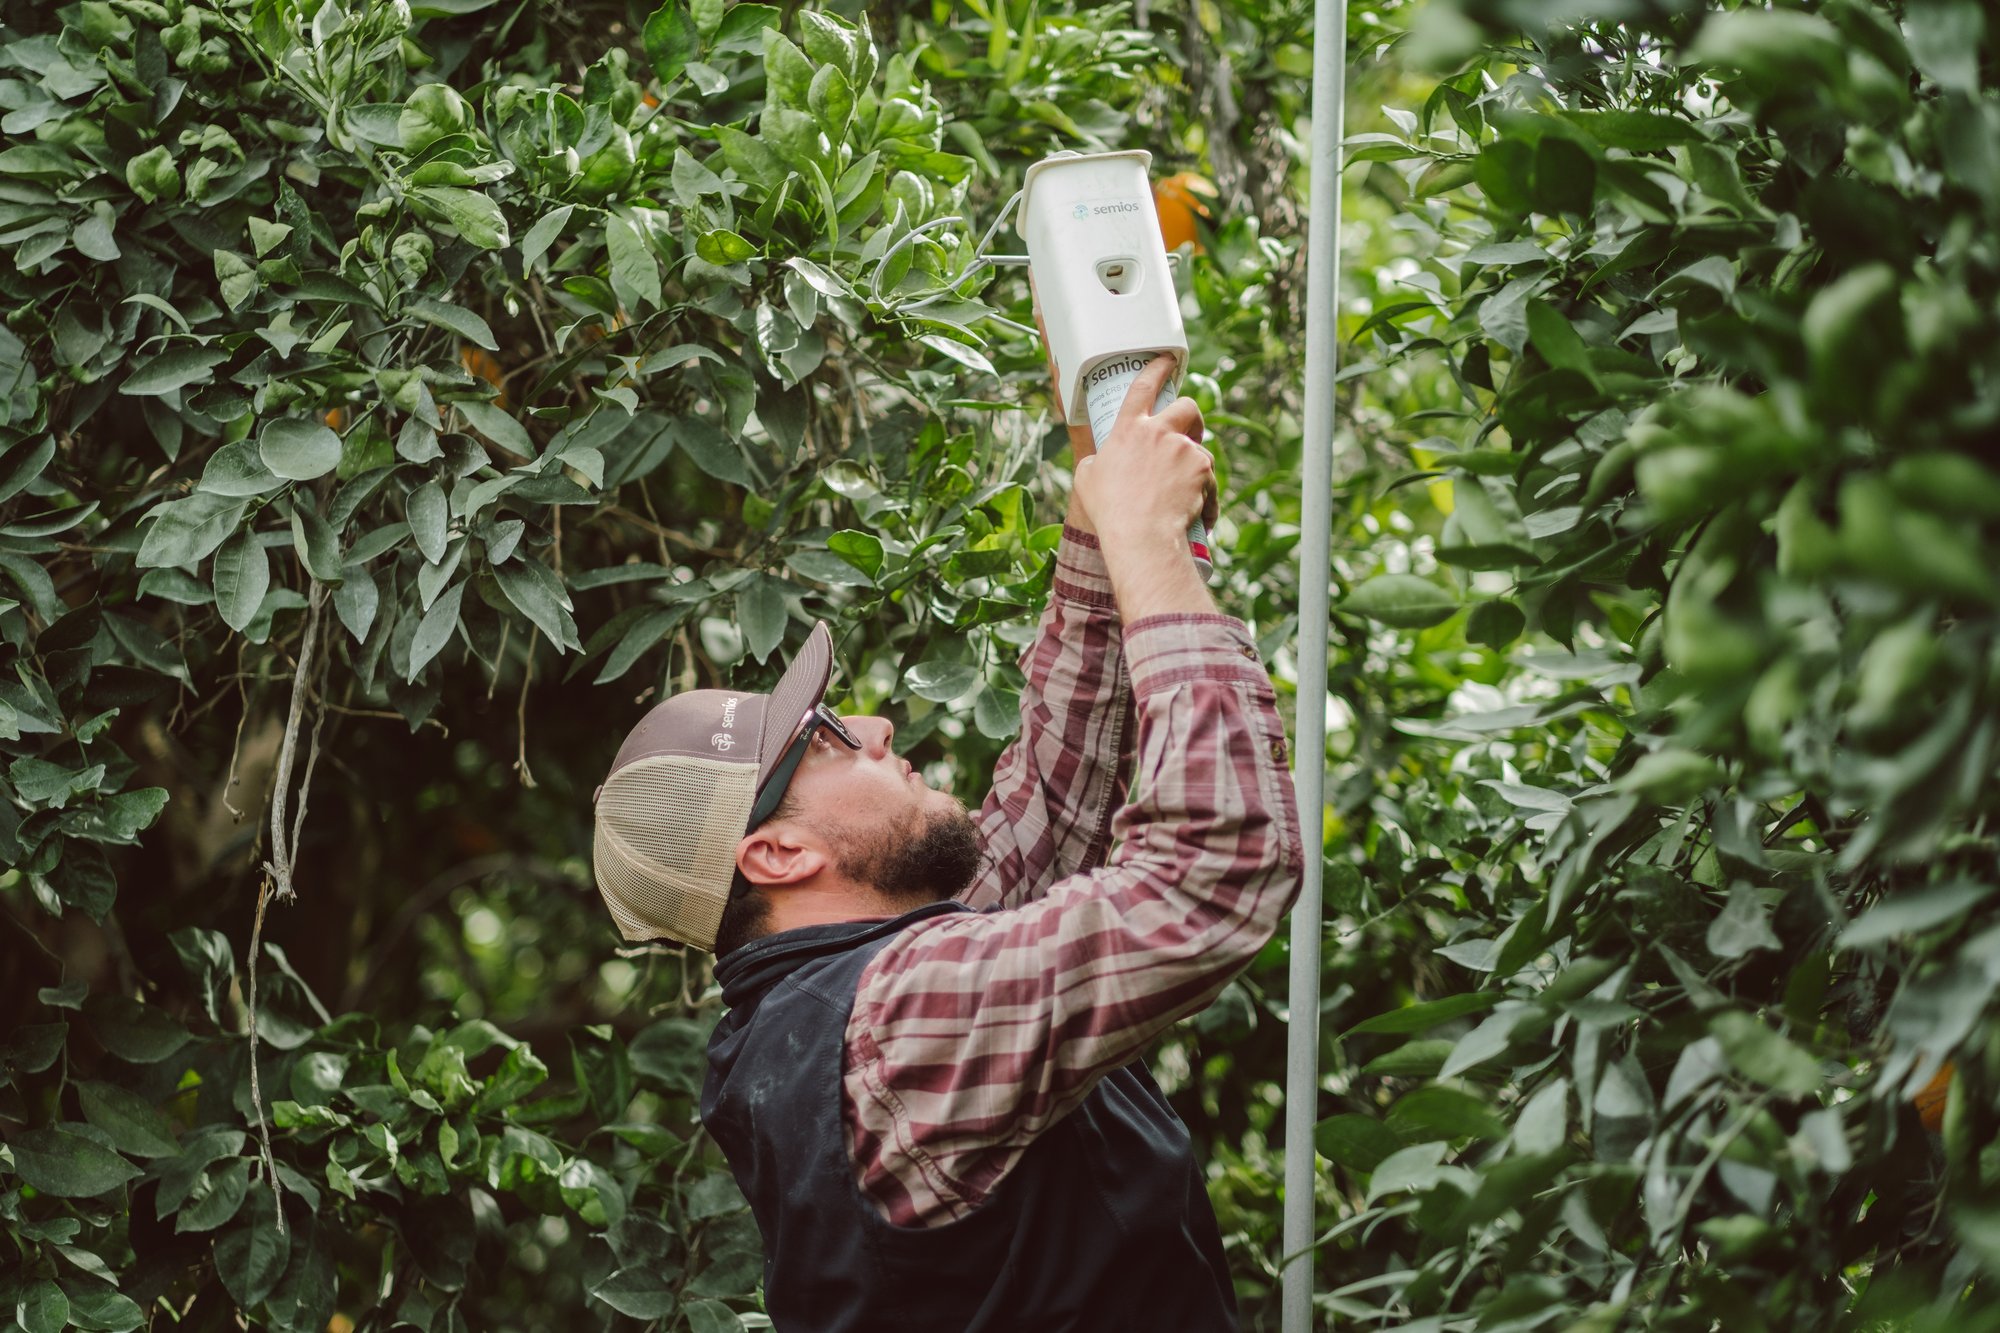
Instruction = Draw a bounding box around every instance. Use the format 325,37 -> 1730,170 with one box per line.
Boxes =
845,713 -> 895,759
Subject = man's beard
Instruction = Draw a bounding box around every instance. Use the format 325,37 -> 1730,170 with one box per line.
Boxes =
833,801 -> 983,908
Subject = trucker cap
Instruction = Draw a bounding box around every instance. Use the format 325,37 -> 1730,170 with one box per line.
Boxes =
591,621 -> 835,950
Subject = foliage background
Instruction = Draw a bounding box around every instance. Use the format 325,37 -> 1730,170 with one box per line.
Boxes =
2,0 -> 1997,1329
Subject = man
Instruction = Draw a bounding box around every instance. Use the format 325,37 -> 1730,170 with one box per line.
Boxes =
592,355 -> 1304,1330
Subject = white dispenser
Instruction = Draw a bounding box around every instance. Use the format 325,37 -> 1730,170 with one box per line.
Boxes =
1019,150 -> 1211,576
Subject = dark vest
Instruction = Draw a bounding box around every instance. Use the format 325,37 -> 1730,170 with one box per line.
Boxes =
701,904 -> 1241,1333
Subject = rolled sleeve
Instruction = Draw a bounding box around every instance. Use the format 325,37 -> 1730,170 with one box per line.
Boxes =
1123,613 -> 1274,698
1051,525 -> 1116,609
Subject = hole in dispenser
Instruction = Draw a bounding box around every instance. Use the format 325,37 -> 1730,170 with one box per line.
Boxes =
1095,256 -> 1140,295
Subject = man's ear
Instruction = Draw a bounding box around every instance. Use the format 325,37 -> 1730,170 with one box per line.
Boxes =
736,822 -> 827,890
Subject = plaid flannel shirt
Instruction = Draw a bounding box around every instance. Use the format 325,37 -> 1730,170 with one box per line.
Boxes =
842,528 -> 1306,1227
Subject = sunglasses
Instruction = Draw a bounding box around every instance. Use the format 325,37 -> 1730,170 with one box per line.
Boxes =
745,702 -> 862,833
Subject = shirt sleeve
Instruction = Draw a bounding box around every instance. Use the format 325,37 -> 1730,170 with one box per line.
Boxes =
957,526 -> 1135,913
843,614 -> 1306,1227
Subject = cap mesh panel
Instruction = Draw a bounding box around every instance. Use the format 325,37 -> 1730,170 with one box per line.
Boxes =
593,756 -> 757,948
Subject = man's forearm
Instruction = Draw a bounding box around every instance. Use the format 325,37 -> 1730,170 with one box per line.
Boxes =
1098,524 -> 1217,622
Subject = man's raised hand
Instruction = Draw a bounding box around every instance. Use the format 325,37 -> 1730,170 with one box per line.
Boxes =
1074,355 -> 1217,553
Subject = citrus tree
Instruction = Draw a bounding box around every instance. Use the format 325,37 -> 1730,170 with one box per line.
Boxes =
1287,0 -> 2000,1326
0,0 -> 1193,1326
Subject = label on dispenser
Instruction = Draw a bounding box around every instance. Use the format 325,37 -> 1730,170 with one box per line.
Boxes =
1083,353 -> 1177,445
1081,353 -> 1213,579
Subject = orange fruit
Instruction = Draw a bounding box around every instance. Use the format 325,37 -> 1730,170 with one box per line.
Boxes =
460,345 -> 508,408
1154,171 -> 1215,253
1915,1061 -> 1955,1133
324,407 -> 348,431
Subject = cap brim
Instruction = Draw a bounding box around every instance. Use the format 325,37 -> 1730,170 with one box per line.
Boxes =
754,621 -> 834,790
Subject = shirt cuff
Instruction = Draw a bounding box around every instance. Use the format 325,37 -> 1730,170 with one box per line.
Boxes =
1124,614 -> 1273,699
1052,526 -> 1115,609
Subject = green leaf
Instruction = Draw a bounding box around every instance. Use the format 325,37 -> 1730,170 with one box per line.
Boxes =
412,187 -> 510,249
1345,992 -> 1500,1038
93,788 -> 169,843
398,82 -> 469,153
808,63 -> 854,131
200,439 -> 284,497
121,345 -> 228,396
138,493 -> 248,569
905,660 -> 979,702
408,580 -> 464,679
685,1299 -> 746,1333
827,529 -> 884,579
456,399 -> 534,458
176,1156 -> 250,1232
685,1171 -> 747,1219
407,294 -> 498,351
126,144 -> 180,203
290,502 -> 344,584
213,532 -> 270,633
737,577 -> 787,662
266,1213 -> 338,1333
1466,599 -> 1525,650
799,11 -> 860,71
86,995 -> 191,1063
248,217 -> 293,258
1904,0 -> 1982,95
763,28 -> 816,110
1840,881 -> 1994,950
696,227 -> 759,264
334,566 -> 380,643
1314,1114 -> 1402,1172
520,203 -> 574,269
1530,136 -> 1595,216
715,126 -> 784,190
407,482 -> 449,564
605,215 -> 662,311
673,419 -> 751,484
215,249 -> 257,310
920,333 -> 996,377
78,1081 -> 179,1157
1526,299 -> 1594,378
57,1279 -> 142,1333
38,981 -> 86,1010
171,927 -> 234,1025
713,2 -> 781,46
1565,109 -> 1704,151
11,757 -> 103,806
1617,748 -> 1721,803
1389,1085 -> 1506,1140
592,1267 -> 678,1319
1710,1011 -> 1821,1095
215,1183 -> 290,1309
494,559 -> 577,650
9,1125 -> 142,1196
1365,1142 -> 1450,1202
473,1043 -> 550,1112
643,2 -> 699,84
1707,882 -> 1780,959
260,419 -> 342,482
1341,573 -> 1460,628
1512,1078 -> 1570,1155
17,1279 -> 67,1333
2,1023 -> 68,1075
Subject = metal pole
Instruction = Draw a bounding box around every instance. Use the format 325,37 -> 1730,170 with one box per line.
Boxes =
1281,0 -> 1348,1326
